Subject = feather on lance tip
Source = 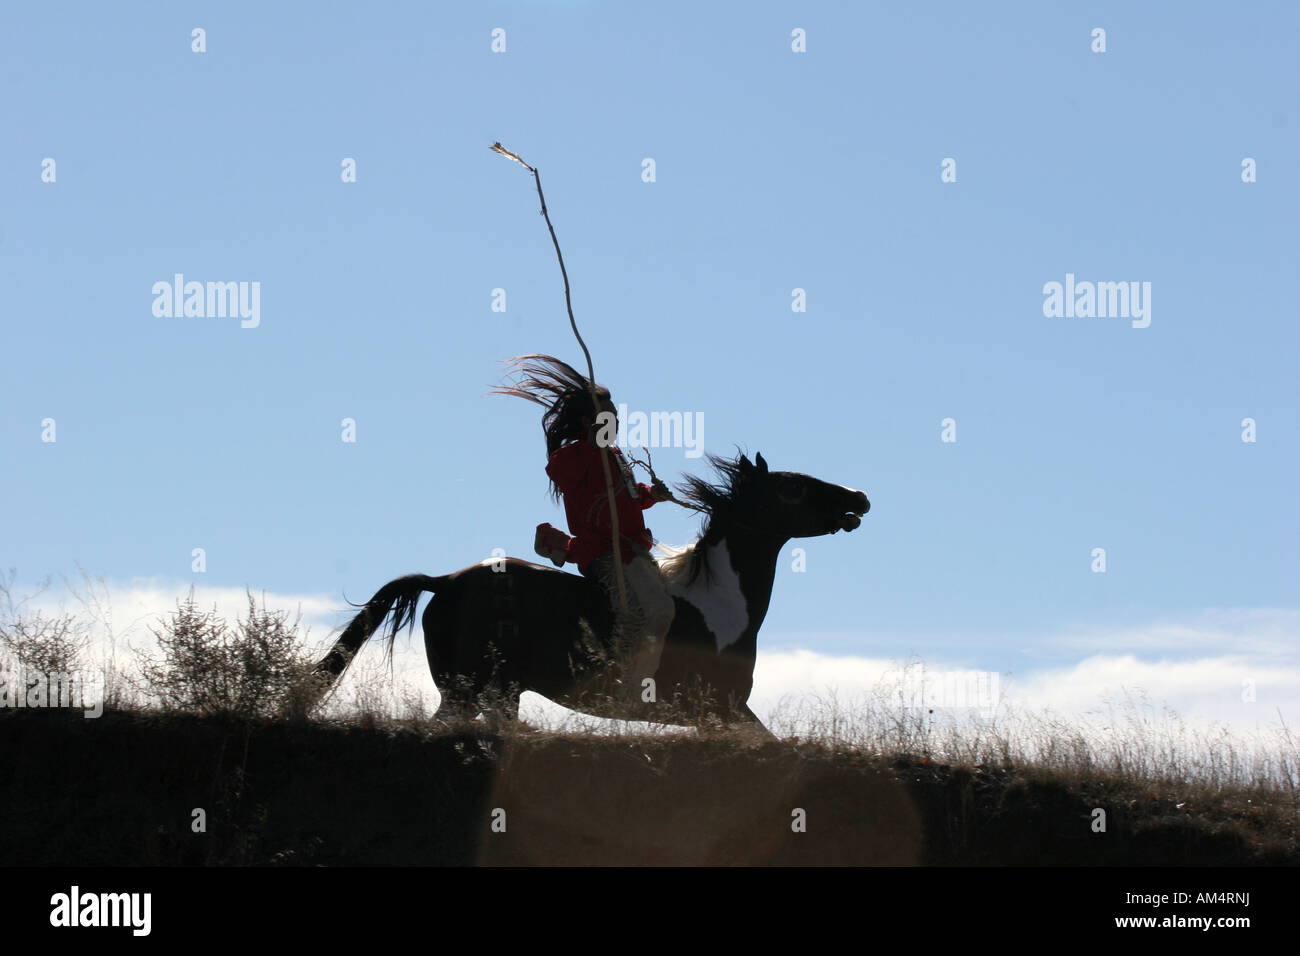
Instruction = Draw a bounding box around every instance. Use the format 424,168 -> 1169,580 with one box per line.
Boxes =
489,142 -> 535,172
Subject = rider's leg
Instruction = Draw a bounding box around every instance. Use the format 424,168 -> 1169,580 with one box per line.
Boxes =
583,553 -> 629,663
583,550 -> 674,705
620,553 -> 675,704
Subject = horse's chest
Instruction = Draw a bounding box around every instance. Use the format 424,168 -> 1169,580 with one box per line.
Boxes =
667,544 -> 749,653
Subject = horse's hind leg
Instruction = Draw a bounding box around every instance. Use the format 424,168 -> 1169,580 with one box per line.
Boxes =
425,592 -> 474,725
422,575 -> 523,729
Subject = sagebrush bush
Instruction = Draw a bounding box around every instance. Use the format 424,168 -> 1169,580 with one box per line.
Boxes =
0,609 -> 90,680
136,589 -> 320,719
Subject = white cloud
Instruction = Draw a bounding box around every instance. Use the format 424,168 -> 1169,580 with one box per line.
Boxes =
747,649 -> 1299,735
9,576 -> 352,656
1008,654 -> 1298,728
751,608 -> 1300,732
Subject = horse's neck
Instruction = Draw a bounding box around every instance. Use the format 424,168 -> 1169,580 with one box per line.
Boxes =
669,530 -> 785,651
724,529 -> 784,631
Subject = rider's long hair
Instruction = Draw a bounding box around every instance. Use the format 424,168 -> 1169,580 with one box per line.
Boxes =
493,354 -> 612,499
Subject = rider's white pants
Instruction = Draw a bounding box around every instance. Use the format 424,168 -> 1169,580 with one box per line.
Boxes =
586,548 -> 675,702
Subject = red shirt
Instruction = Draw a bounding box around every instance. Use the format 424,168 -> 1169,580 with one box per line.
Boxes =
545,439 -> 658,572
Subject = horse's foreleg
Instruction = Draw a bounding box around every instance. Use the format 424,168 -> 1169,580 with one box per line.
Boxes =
737,702 -> 775,739
482,689 -> 520,725
433,688 -> 475,726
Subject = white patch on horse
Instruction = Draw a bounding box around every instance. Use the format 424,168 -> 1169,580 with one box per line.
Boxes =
665,541 -> 748,651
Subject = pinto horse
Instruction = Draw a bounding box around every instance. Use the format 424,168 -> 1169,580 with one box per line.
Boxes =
312,452 -> 869,732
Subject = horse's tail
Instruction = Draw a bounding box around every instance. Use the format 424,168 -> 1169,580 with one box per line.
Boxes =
313,574 -> 447,684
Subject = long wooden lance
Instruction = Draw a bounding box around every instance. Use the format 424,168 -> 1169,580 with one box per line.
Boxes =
489,142 -> 629,615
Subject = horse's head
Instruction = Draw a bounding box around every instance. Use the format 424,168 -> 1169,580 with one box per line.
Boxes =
680,452 -> 869,543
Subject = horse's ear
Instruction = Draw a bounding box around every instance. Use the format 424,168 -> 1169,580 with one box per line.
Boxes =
737,454 -> 753,473
755,452 -> 769,475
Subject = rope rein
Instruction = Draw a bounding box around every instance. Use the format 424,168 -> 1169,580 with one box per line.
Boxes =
628,444 -> 793,541
626,444 -> 705,514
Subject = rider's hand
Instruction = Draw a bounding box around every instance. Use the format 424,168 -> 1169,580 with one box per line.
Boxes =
651,479 -> 672,502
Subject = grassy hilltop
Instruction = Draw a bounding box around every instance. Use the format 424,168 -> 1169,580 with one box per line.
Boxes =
2,588 -> 1295,866
1,707 -> 1295,866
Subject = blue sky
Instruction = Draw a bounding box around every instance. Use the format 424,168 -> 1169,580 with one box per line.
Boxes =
3,2 -> 1297,732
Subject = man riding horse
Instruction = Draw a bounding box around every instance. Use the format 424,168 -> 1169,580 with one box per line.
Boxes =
310,360 -> 870,731
496,355 -> 675,706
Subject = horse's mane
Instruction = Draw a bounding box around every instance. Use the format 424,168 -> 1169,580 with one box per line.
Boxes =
655,452 -> 750,587
653,541 -> 696,585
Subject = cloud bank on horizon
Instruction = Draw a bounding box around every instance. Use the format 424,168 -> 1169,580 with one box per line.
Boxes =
8,578 -> 1294,743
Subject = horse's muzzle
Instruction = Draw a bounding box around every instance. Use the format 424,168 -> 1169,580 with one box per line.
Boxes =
835,491 -> 870,532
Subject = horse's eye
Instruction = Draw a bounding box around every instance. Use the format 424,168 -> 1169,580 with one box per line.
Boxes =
777,481 -> 806,504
